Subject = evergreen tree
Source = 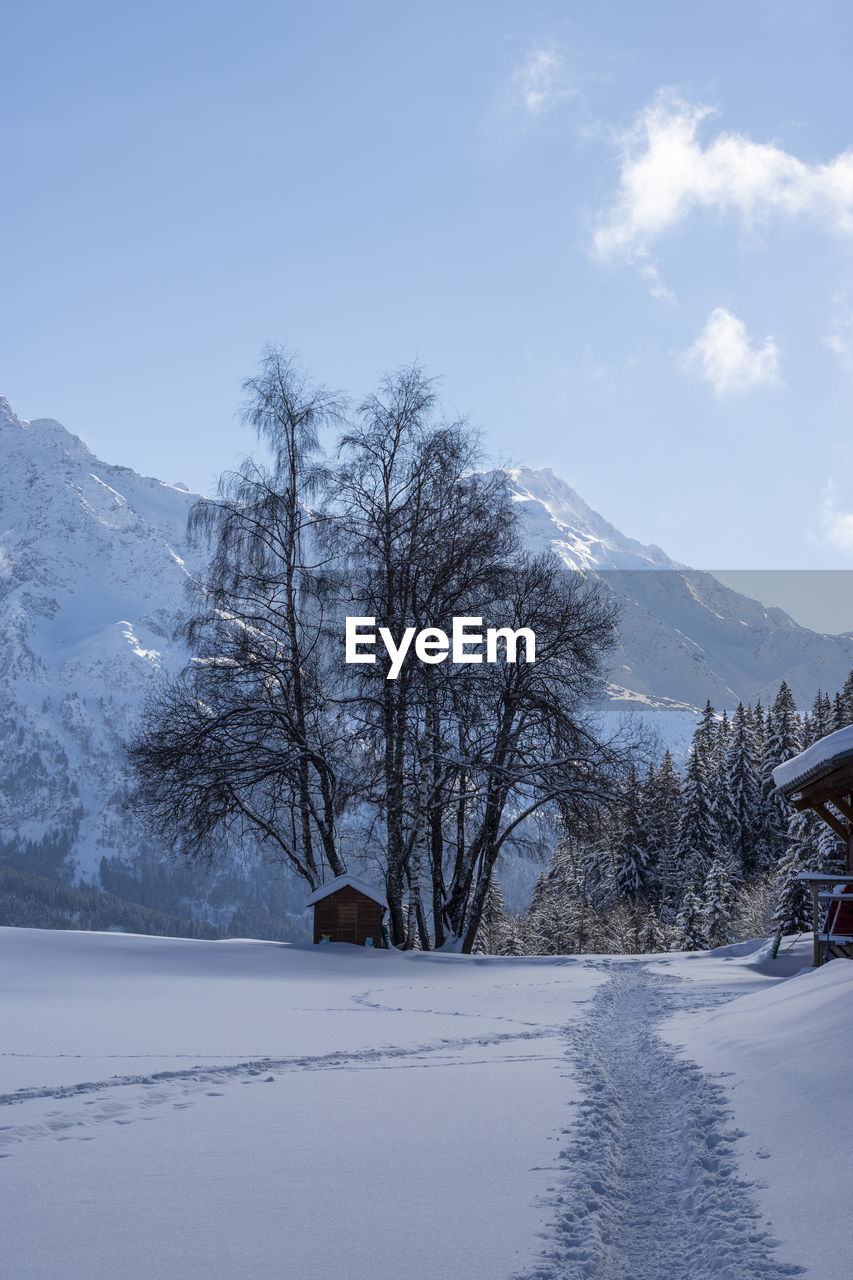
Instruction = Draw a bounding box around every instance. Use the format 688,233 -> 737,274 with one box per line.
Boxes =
841,670 -> 853,727
695,700 -> 718,764
772,812 -> 815,936
646,750 -> 682,911
499,916 -> 528,956
638,909 -> 667,953
637,763 -> 661,900
674,888 -> 707,951
523,837 -> 598,955
714,708 -> 731,771
523,872 -> 555,955
675,739 -> 719,892
719,702 -> 762,879
767,681 -> 801,765
817,691 -> 835,741
613,767 -> 648,902
805,690 -> 834,746
605,902 -> 646,954
757,682 -> 802,872
748,699 -> 765,760
816,815 -> 846,874
475,874 -> 509,954
701,855 -> 736,948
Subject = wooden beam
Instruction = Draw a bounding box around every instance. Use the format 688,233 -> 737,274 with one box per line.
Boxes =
797,762 -> 853,808
813,802 -> 849,843
831,795 -> 853,823
811,881 -> 822,968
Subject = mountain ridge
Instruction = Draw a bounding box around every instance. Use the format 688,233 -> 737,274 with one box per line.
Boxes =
2,396 -> 853,894
504,463 -> 853,714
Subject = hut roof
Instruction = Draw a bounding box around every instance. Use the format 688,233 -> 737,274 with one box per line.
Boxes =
305,874 -> 388,910
773,724 -> 853,796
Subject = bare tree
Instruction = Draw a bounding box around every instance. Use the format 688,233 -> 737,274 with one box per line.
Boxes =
437,555 -> 625,950
131,354 -> 625,950
130,348 -> 352,888
324,367 -> 624,950
323,365 -> 517,943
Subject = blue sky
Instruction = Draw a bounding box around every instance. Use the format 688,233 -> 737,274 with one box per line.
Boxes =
4,0 -> 853,580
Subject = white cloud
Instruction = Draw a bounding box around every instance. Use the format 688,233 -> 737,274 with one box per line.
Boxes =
821,481 -> 853,550
639,261 -> 676,304
512,49 -> 576,117
822,298 -> 853,370
824,330 -> 853,371
684,308 -> 781,394
594,90 -> 853,269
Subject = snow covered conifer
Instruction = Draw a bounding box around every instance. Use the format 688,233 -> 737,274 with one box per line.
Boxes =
700,855 -> 736,949
714,708 -> 731,772
613,767 -> 648,902
524,839 -> 594,955
675,741 -> 719,893
757,682 -> 802,871
526,870 -> 573,956
499,916 -> 528,956
747,699 -> 765,760
772,812 -> 816,936
638,763 -> 661,897
816,815 -> 845,875
807,691 -> 835,745
646,750 -> 682,910
696,700 -> 716,757
638,909 -> 667,953
475,874 -> 509,954
674,889 -> 707,951
719,703 -> 762,879
834,692 -> 846,731
840,670 -> 853,727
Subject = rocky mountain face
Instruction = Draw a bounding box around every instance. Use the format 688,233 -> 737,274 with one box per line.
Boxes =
0,397 -> 306,935
2,399 -> 851,910
0,396 -> 198,873
508,465 -> 853,715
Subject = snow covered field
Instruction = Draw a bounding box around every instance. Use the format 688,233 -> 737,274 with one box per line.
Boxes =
1,928 -> 850,1280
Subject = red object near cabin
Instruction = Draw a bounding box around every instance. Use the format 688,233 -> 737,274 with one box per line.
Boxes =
827,883 -> 853,937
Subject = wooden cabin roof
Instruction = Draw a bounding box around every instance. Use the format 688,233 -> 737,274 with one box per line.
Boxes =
773,725 -> 853,798
305,874 -> 387,910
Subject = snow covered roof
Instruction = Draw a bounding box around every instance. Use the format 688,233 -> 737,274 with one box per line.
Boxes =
773,725 -> 853,795
305,874 -> 388,910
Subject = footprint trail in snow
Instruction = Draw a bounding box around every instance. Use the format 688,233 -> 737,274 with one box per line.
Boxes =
524,966 -> 804,1280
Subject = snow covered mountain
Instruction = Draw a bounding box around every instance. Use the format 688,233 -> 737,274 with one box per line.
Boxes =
0,396 -> 201,878
508,466 -> 678,572
2,397 -> 853,897
509,465 -> 853,716
0,398 -> 311,934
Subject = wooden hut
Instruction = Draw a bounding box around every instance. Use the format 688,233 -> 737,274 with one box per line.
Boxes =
305,874 -> 387,947
773,725 -> 853,966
